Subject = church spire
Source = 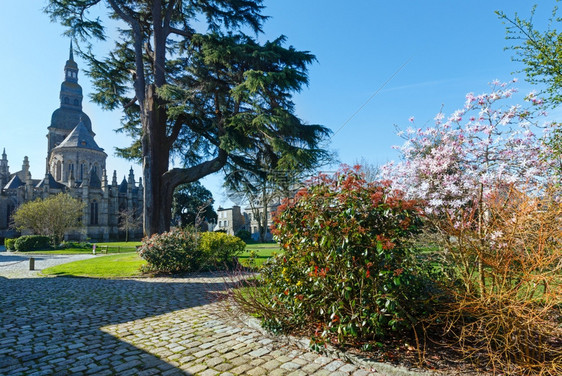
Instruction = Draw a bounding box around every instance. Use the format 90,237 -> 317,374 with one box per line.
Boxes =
69,40 -> 74,61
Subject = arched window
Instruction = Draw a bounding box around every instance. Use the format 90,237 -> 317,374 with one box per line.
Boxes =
64,97 -> 69,104
74,99 -> 79,106
6,204 -> 13,225
90,200 -> 98,225
80,163 -> 86,181
56,161 -> 61,181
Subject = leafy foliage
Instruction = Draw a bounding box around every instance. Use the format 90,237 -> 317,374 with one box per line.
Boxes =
4,238 -> 16,251
498,4 -> 562,106
137,228 -> 246,273
247,167 -> 439,344
198,232 -> 245,269
171,181 -> 217,228
235,229 -> 252,243
12,193 -> 85,246
14,235 -> 52,252
137,227 -> 201,273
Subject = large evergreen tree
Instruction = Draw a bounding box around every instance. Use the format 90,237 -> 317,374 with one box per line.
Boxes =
45,1 -> 330,235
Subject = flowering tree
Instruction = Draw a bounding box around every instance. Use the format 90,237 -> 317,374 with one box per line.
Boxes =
381,80 -> 556,295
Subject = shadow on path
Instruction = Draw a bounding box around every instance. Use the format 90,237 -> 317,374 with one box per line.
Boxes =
0,274 -> 233,375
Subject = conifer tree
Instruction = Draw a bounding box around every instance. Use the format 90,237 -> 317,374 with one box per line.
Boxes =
45,0 -> 330,235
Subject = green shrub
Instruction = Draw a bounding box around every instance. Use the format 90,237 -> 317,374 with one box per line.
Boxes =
253,167 -> 440,344
235,229 -> 252,243
5,238 -> 16,251
61,241 -> 93,249
14,235 -> 52,252
199,232 -> 246,268
137,228 -> 201,273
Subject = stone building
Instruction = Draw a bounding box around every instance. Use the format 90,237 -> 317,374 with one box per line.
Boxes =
0,44 -> 143,242
214,203 -> 279,241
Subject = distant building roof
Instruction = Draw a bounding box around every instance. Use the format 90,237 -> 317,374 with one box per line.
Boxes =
119,177 -> 128,193
4,175 -> 24,190
36,173 -> 65,190
54,119 -> 104,152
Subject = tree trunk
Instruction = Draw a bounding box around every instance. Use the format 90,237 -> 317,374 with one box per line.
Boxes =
260,183 -> 268,243
142,85 -> 170,236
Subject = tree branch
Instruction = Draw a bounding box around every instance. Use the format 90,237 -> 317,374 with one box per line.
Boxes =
107,0 -> 146,106
162,149 -> 228,197
169,27 -> 194,39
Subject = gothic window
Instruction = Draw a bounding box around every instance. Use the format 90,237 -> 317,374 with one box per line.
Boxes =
56,161 -> 61,181
90,200 -> 98,225
6,204 -> 13,225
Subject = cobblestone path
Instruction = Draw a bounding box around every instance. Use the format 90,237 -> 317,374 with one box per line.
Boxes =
0,274 -> 428,376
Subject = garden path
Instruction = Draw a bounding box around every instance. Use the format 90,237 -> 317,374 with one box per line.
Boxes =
0,271 -> 433,376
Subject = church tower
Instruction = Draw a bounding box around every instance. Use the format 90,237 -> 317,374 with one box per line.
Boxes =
46,41 -> 95,168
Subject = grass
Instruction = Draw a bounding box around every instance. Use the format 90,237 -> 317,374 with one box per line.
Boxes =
20,241 -> 142,255
34,241 -> 280,277
42,252 -> 146,278
239,242 -> 281,267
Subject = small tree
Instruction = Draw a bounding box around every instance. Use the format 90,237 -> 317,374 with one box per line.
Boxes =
171,182 -> 217,229
382,80 -> 555,295
12,193 -> 85,246
118,207 -> 142,242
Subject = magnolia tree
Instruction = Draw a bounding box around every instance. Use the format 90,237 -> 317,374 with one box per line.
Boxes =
381,80 -> 557,295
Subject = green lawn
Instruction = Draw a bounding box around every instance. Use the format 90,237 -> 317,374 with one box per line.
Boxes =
239,242 -> 281,267
21,241 -> 142,255
42,252 -> 146,278
37,241 -> 279,277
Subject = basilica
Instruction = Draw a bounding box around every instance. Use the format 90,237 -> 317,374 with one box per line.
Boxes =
0,45 -> 143,242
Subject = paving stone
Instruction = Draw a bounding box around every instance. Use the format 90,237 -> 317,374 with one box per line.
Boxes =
324,359 -> 346,371
351,370 -> 371,376
286,371 -> 307,376
339,363 -> 358,373
214,362 -> 234,372
0,273 -> 404,376
199,369 -> 219,376
247,366 -> 268,376
205,356 -> 224,367
280,361 -> 302,371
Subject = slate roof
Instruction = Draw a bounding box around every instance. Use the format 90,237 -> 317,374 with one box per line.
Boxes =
119,177 -> 128,193
36,173 -> 65,190
4,175 -> 24,190
54,119 -> 104,152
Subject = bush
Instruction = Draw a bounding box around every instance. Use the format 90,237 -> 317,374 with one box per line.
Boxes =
199,232 -> 246,268
137,228 -> 201,273
14,235 -> 52,252
5,238 -> 16,251
239,167 -> 440,344
60,241 -> 93,249
235,229 -> 252,243
435,186 -> 562,375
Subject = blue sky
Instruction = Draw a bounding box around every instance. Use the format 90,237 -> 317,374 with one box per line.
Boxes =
0,1 -> 555,207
